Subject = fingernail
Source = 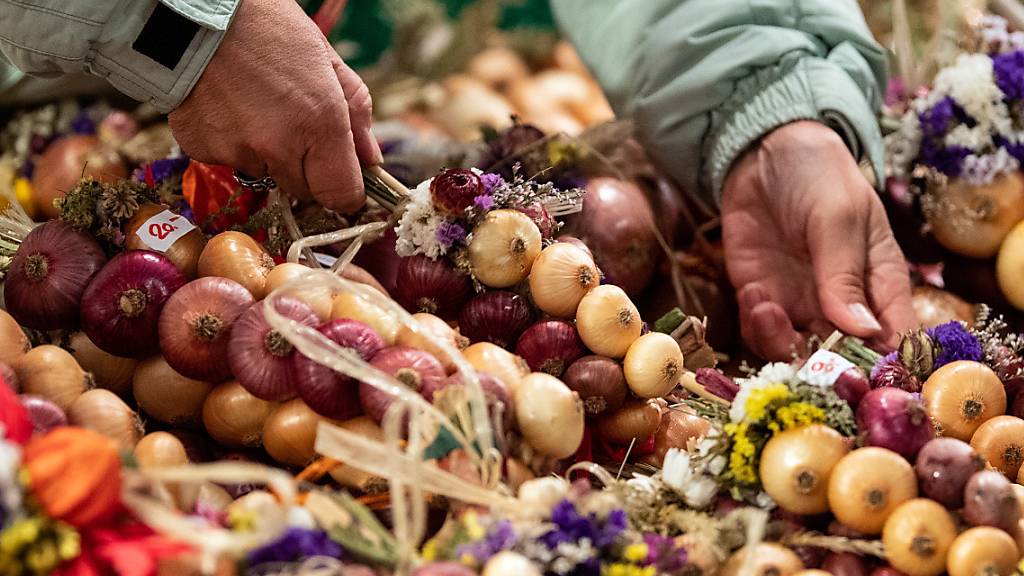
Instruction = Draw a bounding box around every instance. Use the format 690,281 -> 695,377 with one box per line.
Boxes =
739,284 -> 767,311
362,127 -> 383,164
848,303 -> 882,332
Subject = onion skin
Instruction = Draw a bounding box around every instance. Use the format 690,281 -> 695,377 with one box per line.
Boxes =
946,527 -> 1019,576
395,256 -> 472,320
623,332 -> 684,398
528,242 -> 600,318
595,398 -> 661,446
515,372 -> 586,459
0,363 -> 18,393
881,498 -> 957,576
759,424 -> 850,515
468,209 -> 543,288
68,388 -> 143,449
5,220 -> 107,330
294,319 -> 384,420
360,346 -> 446,424
514,320 -> 585,378
134,432 -> 189,468
912,285 -> 976,328
81,250 -> 186,358
353,227 -> 401,296
202,380 -> 278,449
326,416 -> 388,493
15,345 -> 90,412
262,398 -> 323,468
197,231 -> 276,300
720,543 -> 804,576
562,355 -> 627,417
413,562 -> 477,576
331,292 -> 400,345
929,171 -> 1024,259
0,310 -> 29,367
914,437 -> 984,508
834,368 -> 870,409
962,470 -> 1022,532
18,394 -> 67,434
922,360 -> 1006,441
971,415 -> 1024,479
461,343 -> 530,394
827,447 -> 918,535
125,203 -> 206,279
396,313 -> 468,374
820,554 -> 868,576
856,387 -> 935,460
31,136 -> 128,220
228,297 -> 319,401
643,406 -> 711,466
458,291 -> 534,349
132,356 -> 214,427
69,332 -> 136,397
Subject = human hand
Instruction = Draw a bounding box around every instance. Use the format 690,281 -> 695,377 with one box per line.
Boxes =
721,121 -> 915,360
168,0 -> 380,212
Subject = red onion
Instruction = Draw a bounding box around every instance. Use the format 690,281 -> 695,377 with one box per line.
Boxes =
1011,393 -> 1024,419
430,168 -> 483,214
556,235 -> 593,258
915,437 -> 984,508
870,569 -> 908,576
962,469 -> 1021,532
993,345 -> 1024,398
394,256 -> 472,320
294,319 -> 385,419
228,297 -> 319,401
159,277 -> 254,382
821,553 -> 869,576
425,371 -> 513,431
0,362 -> 18,393
18,394 -> 66,434
834,367 -> 871,409
4,220 -> 106,330
562,177 -> 659,296
360,346 -> 446,424
514,320 -> 585,377
458,290 -> 534,349
353,226 -> 401,296
647,177 -> 685,247
80,250 -> 186,358
562,355 -> 627,417
856,387 -> 934,460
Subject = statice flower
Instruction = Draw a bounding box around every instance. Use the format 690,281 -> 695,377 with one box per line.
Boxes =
246,527 -> 343,565
473,194 -> 495,211
594,509 -> 627,548
919,96 -> 957,137
918,142 -> 972,177
994,49 -> 1024,101
928,321 -> 984,368
395,178 -> 445,258
960,148 -> 1020,185
455,520 -> 517,565
643,533 -> 688,575
480,173 -> 505,196
542,500 -> 598,549
435,220 -> 467,248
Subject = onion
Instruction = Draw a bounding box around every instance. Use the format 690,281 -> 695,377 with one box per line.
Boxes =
514,372 -> 585,458
197,231 -> 276,300
998,219 -> 1024,310
68,388 -> 143,448
68,331 -> 136,397
914,437 -> 984,508
332,292 -> 401,345
265,263 -> 334,321
467,210 -> 542,288
481,551 -> 540,576
326,416 -> 388,493
644,406 -> 711,466
760,424 -> 850,515
462,342 -> 530,394
911,285 -> 976,328
827,447 -> 918,535
18,394 -> 66,434
922,360 -> 1006,441
971,415 -> 1024,479
946,527 -> 1019,576
834,368 -> 871,409
159,277 -> 254,382
15,344 -> 90,411
720,543 -> 804,576
928,171 -> 1024,259
576,285 -> 642,358
202,380 -> 278,449
856,388 -> 935,460
881,498 -> 957,576
228,297 -> 319,401
993,346 -> 1024,398
295,319 -> 383,420
4,220 -> 106,330
262,398 -> 323,467
360,347 -> 446,424
962,470 -> 1021,532
394,256 -> 472,320
414,563 -> 478,576
31,135 -> 128,220
820,553 -> 869,576
467,47 -> 530,93
353,227 -> 401,296
396,313 -> 468,374
125,203 -> 206,279
514,320 -> 585,378
562,355 -> 627,417
0,310 -> 28,367
134,431 -> 189,467
595,398 -> 661,445
81,250 -> 186,358
428,371 -> 514,431
0,363 -> 16,393
132,356 -> 214,427
869,569 -> 907,576
562,177 -> 658,296
528,243 -> 600,318
458,291 -> 534,349
431,75 -> 515,142
623,332 -> 684,398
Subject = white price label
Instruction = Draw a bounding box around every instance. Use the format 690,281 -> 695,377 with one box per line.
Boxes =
797,349 -> 857,387
135,210 -> 196,252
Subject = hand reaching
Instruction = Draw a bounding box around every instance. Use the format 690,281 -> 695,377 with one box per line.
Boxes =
721,121 -> 915,360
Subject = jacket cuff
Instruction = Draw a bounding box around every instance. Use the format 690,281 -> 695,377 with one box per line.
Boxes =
704,56 -> 885,201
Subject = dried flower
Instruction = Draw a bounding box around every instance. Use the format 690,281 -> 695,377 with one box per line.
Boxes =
899,329 -> 936,378
435,220 -> 467,248
247,527 -> 343,565
928,321 -> 983,368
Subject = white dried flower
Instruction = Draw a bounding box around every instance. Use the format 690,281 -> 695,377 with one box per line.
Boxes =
394,178 -> 446,259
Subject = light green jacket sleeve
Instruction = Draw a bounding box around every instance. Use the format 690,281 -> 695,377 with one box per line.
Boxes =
0,0 -> 241,112
551,0 -> 887,203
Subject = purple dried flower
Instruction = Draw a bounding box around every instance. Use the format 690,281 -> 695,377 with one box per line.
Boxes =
473,194 -> 495,212
918,141 -> 972,177
436,220 -> 468,248
480,173 -> 505,196
870,351 -> 900,381
594,509 -> 627,548
643,533 -> 689,573
148,156 -> 190,184
70,112 -> 96,135
928,321 -> 983,368
454,520 -> 517,564
247,527 -> 343,565
994,50 -> 1024,101
542,499 -> 599,549
919,97 -> 957,137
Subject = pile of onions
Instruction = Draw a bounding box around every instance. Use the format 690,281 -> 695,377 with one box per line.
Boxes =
197,231 -> 276,300
68,388 -> 143,448
461,342 -> 530,394
332,292 -> 401,345
15,344 -> 91,411
563,355 -> 627,417
760,425 -> 850,515
31,135 -> 128,220
360,346 -> 446,424
125,203 -> 207,279
576,285 -> 642,358
468,209 -> 542,288
514,372 -> 585,459
81,250 -> 186,358
458,291 -> 534,349
19,395 -> 67,434
5,220 -> 106,330
623,332 -> 684,398
514,320 -> 585,377
69,332 -> 136,397
202,380 -> 278,448
528,243 -> 600,318
395,313 -> 467,374
394,256 -> 471,320
827,447 -> 918,535
262,398 -> 323,467
159,277 -> 254,382
265,263 -> 334,321
856,387 -> 935,460
595,398 -> 661,445
228,297 -> 319,401
922,361 -> 1006,441
915,437 -> 984,508
429,371 -> 514,431
0,310 -> 28,367
881,498 -> 956,576
295,319 -> 384,420
970,415 -> 1024,479
132,356 -> 214,427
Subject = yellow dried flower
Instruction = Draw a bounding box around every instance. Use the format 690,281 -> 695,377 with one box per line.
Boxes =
743,383 -> 790,422
624,543 -> 649,562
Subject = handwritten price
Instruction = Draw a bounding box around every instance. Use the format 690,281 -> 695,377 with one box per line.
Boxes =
137,211 -> 195,252
147,216 -> 182,240
797,350 -> 855,387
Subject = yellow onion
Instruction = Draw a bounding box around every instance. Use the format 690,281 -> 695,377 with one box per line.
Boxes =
719,544 -> 803,576
468,210 -> 542,288
69,332 -> 136,397
760,425 -> 850,515
642,406 -> 711,466
264,262 -> 335,321
923,361 -> 1006,441
928,172 -> 1024,259
623,332 -> 683,398
327,416 -> 388,493
997,219 -> 1024,311
431,76 -> 516,142
595,398 -> 661,445
827,447 -> 918,535
514,373 -> 585,459
134,432 -> 189,468
462,342 -> 530,394
576,285 -> 641,358
466,47 -> 530,93
68,388 -> 143,449
482,551 -> 540,576
946,527 -> 1019,576
911,285 -> 976,328
262,398 -> 326,468
0,309 -> 28,367
197,231 -> 276,300
528,242 -> 600,318
202,380 -> 278,449
15,345 -> 91,412
881,498 -> 957,576
132,356 -> 214,427
31,136 -> 127,220
971,415 -> 1024,479
332,292 -> 401,345
396,312 -> 467,374
125,203 -> 206,279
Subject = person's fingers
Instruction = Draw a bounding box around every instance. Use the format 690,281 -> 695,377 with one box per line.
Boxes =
749,301 -> 806,361
866,206 -> 917,347
333,58 -> 382,166
304,117 -> 365,212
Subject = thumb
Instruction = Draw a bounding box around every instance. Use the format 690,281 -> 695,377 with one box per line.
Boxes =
809,212 -> 883,338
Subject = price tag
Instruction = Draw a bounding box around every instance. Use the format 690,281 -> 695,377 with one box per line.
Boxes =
797,349 -> 856,387
135,210 -> 196,252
